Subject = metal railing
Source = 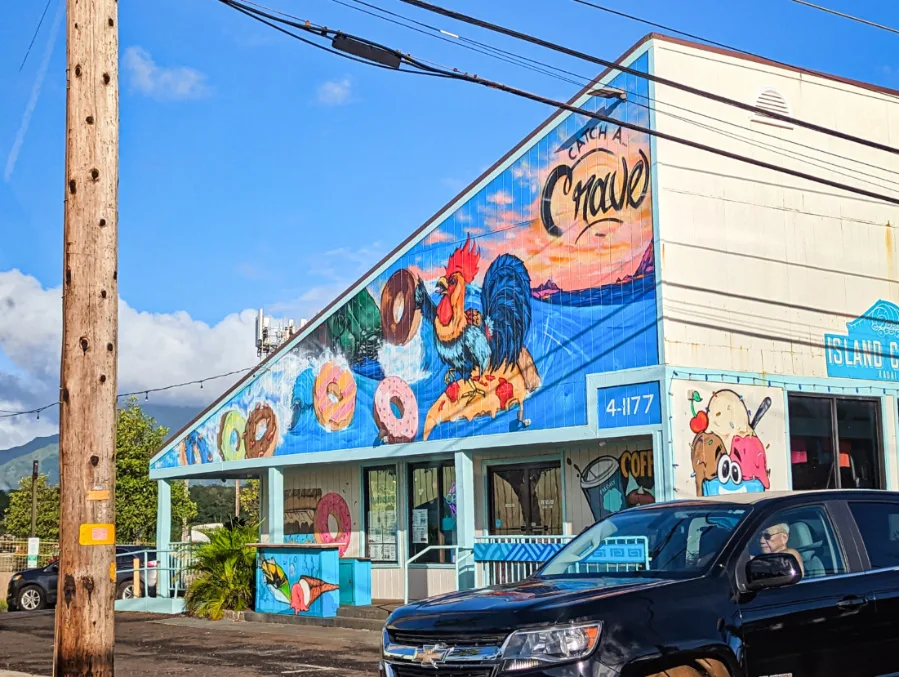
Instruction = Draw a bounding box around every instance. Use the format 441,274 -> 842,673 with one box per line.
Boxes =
115,547 -> 193,600
403,545 -> 477,604
473,534 -> 573,588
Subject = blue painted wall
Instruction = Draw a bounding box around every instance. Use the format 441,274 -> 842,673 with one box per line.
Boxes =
153,53 -> 657,471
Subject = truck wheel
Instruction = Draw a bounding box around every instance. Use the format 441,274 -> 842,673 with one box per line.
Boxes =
17,585 -> 46,611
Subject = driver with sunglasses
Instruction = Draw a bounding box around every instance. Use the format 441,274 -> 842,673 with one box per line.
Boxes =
757,522 -> 805,575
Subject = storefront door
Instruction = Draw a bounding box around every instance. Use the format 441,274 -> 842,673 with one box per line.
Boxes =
488,463 -> 562,536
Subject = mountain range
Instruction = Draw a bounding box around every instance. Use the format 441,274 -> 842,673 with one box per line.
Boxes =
0,404 -> 198,492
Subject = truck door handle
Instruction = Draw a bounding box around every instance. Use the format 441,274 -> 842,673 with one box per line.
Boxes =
836,595 -> 868,611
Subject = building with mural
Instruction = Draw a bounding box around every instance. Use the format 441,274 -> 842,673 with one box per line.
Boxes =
149,34 -> 899,604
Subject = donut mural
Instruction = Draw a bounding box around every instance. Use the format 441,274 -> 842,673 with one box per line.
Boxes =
246,403 -> 278,459
674,382 -> 786,497
218,410 -> 247,462
374,376 -> 418,443
313,492 -> 353,556
152,52 -> 659,470
313,362 -> 357,432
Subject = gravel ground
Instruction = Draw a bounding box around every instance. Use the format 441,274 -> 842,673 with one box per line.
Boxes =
0,611 -> 381,676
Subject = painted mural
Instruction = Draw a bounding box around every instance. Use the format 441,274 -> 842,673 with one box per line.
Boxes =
284,489 -> 353,556
153,53 -> 657,470
568,448 -> 655,522
257,554 -> 339,617
672,381 -> 787,497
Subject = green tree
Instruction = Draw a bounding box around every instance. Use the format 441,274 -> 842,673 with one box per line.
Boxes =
1,474 -> 59,539
239,480 -> 260,523
116,398 -> 197,543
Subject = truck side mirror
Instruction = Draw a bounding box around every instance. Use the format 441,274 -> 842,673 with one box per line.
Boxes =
745,553 -> 803,592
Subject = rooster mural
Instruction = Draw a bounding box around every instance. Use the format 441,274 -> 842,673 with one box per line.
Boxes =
415,235 -> 540,439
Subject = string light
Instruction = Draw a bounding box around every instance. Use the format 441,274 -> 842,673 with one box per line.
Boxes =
0,366 -> 255,420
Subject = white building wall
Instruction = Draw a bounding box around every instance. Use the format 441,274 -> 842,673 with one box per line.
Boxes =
651,38 -> 899,376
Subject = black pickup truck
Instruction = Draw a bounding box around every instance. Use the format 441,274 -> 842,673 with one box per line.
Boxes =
382,490 -> 899,677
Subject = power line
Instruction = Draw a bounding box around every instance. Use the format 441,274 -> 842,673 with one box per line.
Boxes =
572,0 -> 899,103
394,0 -> 899,156
219,0 -> 899,207
19,0 -> 55,71
0,367 -> 254,420
327,0 -> 899,191
791,0 -> 899,36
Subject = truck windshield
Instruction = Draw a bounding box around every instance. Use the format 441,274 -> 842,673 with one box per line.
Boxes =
539,506 -> 748,578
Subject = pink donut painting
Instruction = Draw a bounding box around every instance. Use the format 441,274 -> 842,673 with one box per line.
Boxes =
313,492 -> 352,556
313,362 -> 357,432
374,376 -> 419,443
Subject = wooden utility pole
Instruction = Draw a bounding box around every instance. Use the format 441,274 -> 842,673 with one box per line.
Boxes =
55,0 -> 118,674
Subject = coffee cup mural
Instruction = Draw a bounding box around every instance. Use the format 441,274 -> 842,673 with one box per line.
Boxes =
570,449 -> 655,522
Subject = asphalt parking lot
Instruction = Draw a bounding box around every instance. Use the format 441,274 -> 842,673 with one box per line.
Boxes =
0,611 -> 381,676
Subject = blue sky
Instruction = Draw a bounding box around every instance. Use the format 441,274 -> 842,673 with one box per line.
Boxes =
0,0 -> 897,445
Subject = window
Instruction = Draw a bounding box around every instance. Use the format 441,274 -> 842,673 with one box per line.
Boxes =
364,466 -> 398,563
409,462 -> 456,564
488,463 -> 562,536
788,395 -> 883,491
849,502 -> 899,569
745,506 -> 846,579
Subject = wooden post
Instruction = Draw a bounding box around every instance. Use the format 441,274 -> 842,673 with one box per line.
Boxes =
132,558 -> 140,599
55,0 -> 118,674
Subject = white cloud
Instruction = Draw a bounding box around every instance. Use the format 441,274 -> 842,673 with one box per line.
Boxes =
316,78 -> 353,106
123,46 -> 210,101
0,270 -> 258,445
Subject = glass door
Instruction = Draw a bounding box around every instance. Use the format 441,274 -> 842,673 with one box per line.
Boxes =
488,462 -> 562,536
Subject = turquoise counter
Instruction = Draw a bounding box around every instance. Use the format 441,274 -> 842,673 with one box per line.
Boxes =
252,543 -> 340,618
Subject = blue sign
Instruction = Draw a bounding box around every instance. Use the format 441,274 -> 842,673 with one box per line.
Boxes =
596,381 -> 661,429
825,300 -> 899,382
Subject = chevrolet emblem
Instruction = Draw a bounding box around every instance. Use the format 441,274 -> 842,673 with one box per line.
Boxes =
413,644 -> 449,668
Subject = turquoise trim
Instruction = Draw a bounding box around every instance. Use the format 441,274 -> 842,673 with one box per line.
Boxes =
782,389 -> 794,491
149,423 -> 603,480
454,451 -> 475,549
155,480 -> 171,598
662,365 -> 899,497
266,468 -> 284,543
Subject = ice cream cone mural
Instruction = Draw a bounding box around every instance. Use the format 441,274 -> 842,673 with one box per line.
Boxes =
688,389 -> 772,496
260,557 -> 339,616
290,577 -> 340,614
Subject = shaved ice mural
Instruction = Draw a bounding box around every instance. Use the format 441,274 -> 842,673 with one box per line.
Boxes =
152,53 -> 658,470
672,382 -> 787,497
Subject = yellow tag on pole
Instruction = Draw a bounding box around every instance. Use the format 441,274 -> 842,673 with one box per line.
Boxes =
110,561 -> 116,582
79,523 -> 115,546
87,489 -> 110,501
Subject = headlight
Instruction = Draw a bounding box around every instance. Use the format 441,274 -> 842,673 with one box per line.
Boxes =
501,622 -> 602,672
10,574 -> 21,582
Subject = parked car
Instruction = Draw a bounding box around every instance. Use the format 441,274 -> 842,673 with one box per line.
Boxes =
6,546 -> 157,611
382,490 -> 899,677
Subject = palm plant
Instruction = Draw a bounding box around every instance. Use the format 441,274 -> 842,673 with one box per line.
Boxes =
184,520 -> 258,620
